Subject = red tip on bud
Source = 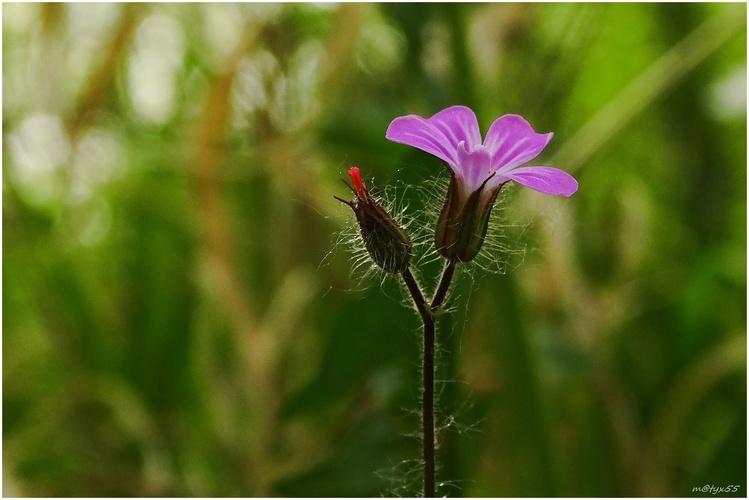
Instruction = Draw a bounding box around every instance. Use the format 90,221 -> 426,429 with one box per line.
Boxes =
347,166 -> 367,198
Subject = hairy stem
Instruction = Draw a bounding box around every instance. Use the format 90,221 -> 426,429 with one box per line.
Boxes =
401,268 -> 435,497
432,259 -> 458,492
401,260 -> 458,498
431,260 -> 456,312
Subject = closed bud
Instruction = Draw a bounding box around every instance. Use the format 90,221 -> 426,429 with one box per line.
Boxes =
335,166 -> 413,274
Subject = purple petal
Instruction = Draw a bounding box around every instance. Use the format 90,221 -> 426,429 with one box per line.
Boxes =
501,166 -> 579,197
386,105 -> 481,168
428,105 -> 482,149
483,115 -> 553,171
456,142 -> 492,192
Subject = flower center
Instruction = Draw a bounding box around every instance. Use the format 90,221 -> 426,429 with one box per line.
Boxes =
456,141 -> 492,194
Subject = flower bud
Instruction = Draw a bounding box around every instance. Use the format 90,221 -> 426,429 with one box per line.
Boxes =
435,172 -> 505,263
335,166 -> 412,274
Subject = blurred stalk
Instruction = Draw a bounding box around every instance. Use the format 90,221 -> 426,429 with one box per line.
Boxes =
68,4 -> 142,137
318,3 -> 367,106
653,3 -> 742,247
39,3 -> 65,112
191,24 -> 278,496
550,3 -> 745,174
594,371 -> 645,496
441,3 -> 477,111
646,333 -> 746,496
40,2 -> 64,33
520,4 -> 745,340
253,3 -> 367,228
490,273 -> 558,496
190,7 -> 369,491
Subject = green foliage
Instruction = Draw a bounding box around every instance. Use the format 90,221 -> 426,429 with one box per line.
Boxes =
3,3 -> 746,497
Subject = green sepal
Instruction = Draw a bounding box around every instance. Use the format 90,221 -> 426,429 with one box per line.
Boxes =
435,171 -> 504,263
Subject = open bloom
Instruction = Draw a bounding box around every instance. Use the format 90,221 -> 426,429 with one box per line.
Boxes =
386,105 -> 578,262
335,166 -> 413,274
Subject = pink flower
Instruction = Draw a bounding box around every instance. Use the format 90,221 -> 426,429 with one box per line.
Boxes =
386,105 -> 577,199
386,106 -> 577,262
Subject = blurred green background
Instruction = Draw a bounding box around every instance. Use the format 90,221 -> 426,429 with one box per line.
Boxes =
3,3 -> 746,497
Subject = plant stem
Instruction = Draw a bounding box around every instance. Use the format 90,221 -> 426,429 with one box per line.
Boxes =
431,260 -> 456,312
401,261 -> 457,498
401,268 -> 435,497
431,259 -> 458,492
